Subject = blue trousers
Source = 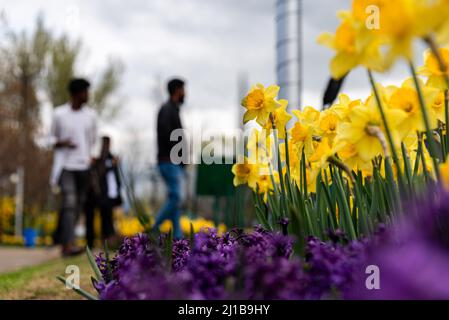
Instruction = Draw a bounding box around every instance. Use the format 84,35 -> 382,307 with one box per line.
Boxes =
153,163 -> 183,239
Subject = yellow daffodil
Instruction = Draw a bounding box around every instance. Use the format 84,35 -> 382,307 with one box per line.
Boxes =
429,91 -> 447,124
419,48 -> 449,90
263,99 -> 292,139
385,78 -> 440,132
317,10 -> 385,79
330,93 -> 362,122
334,140 -> 373,174
352,0 -> 416,66
280,140 -> 300,168
256,170 -> 280,202
420,0 -> 449,45
232,157 -> 260,189
336,101 -> 406,162
318,109 -> 340,142
292,106 -> 320,126
305,163 -> 322,193
289,121 -> 315,159
309,137 -> 334,170
241,84 -> 281,126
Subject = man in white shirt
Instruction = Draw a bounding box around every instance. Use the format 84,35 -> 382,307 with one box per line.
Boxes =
50,78 -> 97,257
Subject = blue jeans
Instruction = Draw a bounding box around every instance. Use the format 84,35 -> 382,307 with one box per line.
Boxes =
153,163 -> 183,239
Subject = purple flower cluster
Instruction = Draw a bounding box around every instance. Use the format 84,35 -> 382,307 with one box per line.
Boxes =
93,226 -> 368,300
346,189 -> 449,299
303,235 -> 367,299
92,188 -> 449,300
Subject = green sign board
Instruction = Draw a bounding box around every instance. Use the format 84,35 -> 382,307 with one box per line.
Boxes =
195,161 -> 235,197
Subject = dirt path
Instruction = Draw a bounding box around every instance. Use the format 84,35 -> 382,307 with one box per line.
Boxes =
0,247 -> 60,273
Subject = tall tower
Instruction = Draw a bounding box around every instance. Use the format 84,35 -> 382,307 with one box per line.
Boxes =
276,0 -> 302,114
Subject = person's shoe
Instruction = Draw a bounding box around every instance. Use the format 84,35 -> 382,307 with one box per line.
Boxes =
62,247 -> 85,258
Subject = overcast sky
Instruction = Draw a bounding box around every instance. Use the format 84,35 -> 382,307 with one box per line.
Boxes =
0,0 -> 424,165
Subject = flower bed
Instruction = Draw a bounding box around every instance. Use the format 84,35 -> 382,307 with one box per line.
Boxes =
92,226 -> 368,300
81,187 -> 449,300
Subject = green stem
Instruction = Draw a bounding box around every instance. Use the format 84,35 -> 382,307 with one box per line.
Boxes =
367,69 -> 407,194
271,117 -> 288,218
423,36 -> 449,159
445,90 -> 449,156
328,155 -> 355,184
408,60 -> 441,181
284,130 -> 291,176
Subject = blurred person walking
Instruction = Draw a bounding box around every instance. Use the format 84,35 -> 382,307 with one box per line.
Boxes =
50,78 -> 97,257
152,78 -> 186,239
85,136 -> 122,248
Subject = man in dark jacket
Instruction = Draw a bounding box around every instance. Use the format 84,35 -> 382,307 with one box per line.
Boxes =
152,78 -> 186,239
85,136 -> 122,248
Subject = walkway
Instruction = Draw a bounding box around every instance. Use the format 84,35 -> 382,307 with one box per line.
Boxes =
0,247 -> 60,273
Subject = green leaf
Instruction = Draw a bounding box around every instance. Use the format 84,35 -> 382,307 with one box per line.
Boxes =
189,222 -> 195,247
165,229 -> 173,271
332,167 -> 356,240
401,142 -> 413,196
56,275 -> 98,300
255,205 -> 272,231
104,240 -> 113,282
86,246 -> 102,281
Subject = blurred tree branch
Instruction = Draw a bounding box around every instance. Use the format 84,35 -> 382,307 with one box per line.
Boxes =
45,35 -> 81,107
91,58 -> 124,119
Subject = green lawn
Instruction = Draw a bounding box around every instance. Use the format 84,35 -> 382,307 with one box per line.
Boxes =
0,255 -> 98,300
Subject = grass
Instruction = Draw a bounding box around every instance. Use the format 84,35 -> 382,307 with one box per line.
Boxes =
0,254 -> 97,300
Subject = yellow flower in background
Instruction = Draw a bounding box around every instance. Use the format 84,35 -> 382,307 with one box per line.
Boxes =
352,0 -> 418,66
241,83 -> 281,126
319,0 -> 449,78
263,99 -> 292,139
159,216 -> 227,235
419,48 -> 449,90
352,0 -> 414,37
117,216 -> 145,237
317,10 -> 385,79
417,0 -> 449,45
232,157 -> 260,189
1,234 -> 24,245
